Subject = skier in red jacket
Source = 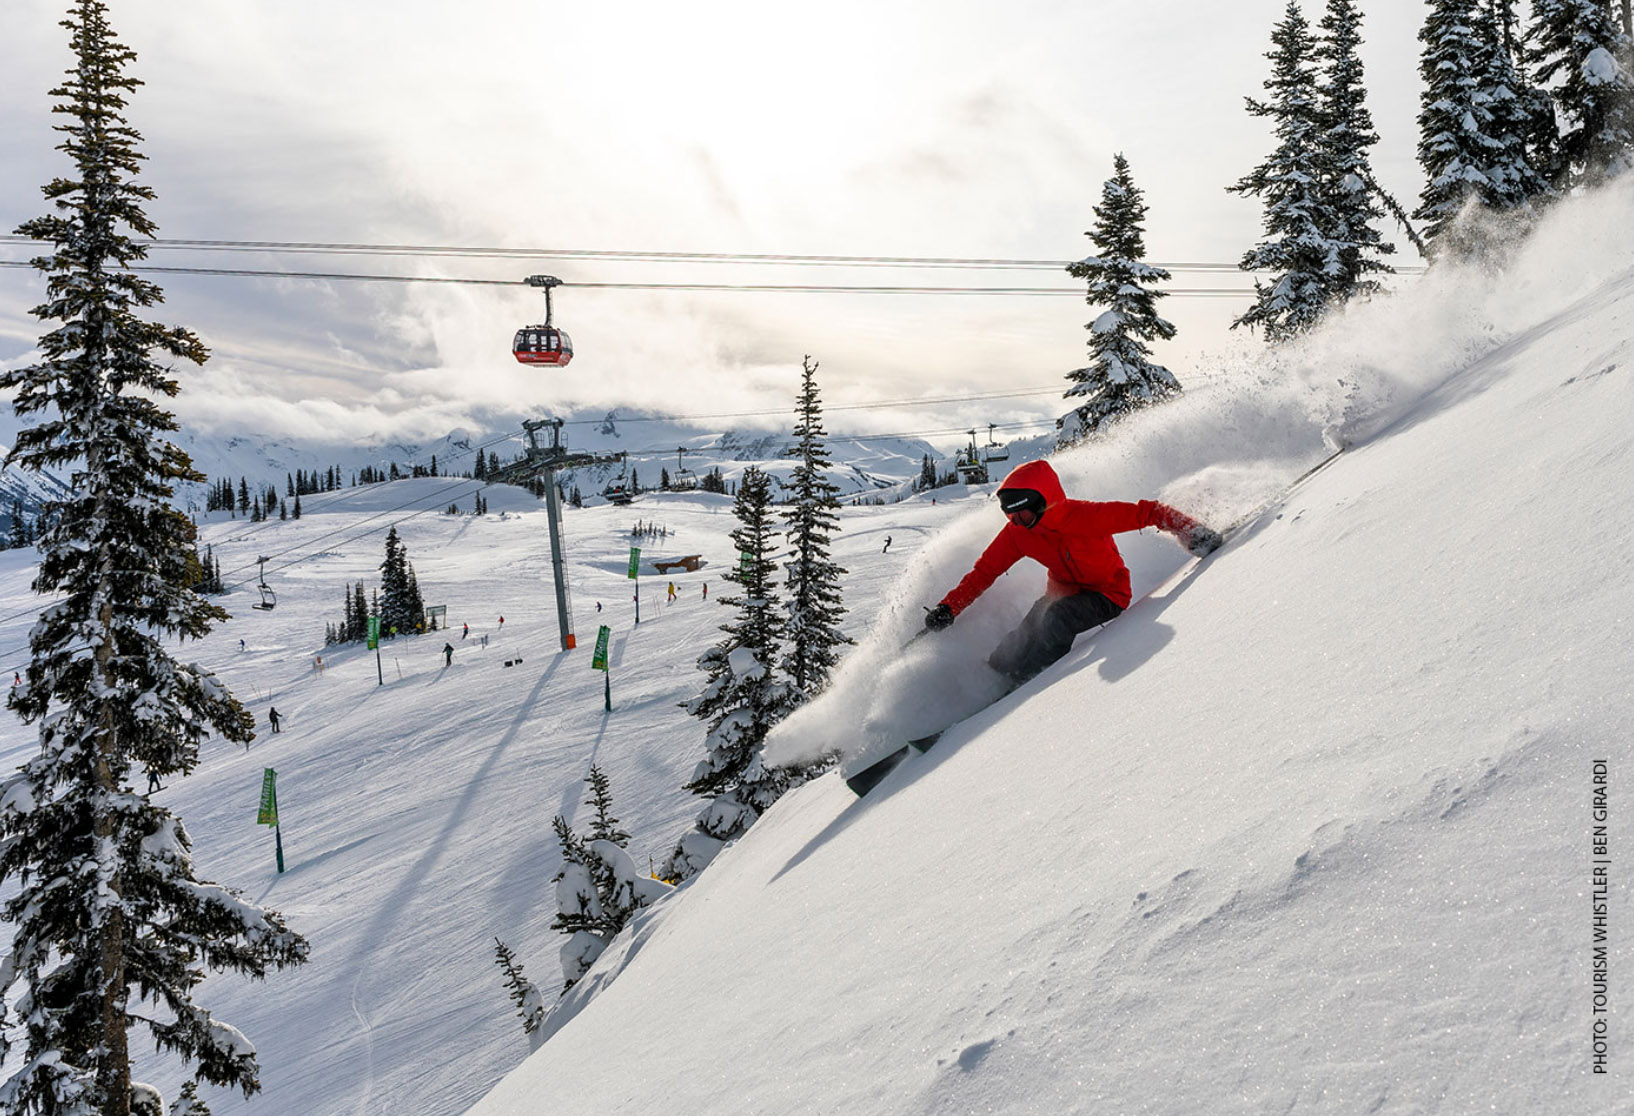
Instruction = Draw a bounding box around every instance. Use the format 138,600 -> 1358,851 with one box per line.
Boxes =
924,459 -> 1222,685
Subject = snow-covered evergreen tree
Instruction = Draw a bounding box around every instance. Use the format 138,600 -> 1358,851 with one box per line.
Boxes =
782,356 -> 849,698
492,938 -> 546,1038
1525,0 -> 1634,187
1229,1 -> 1338,340
170,1080 -> 211,1116
663,466 -> 798,880
1313,0 -> 1396,294
1060,154 -> 1180,443
0,5 -> 308,1111
1416,0 -> 1559,258
583,764 -> 631,846
550,768 -> 668,991
377,526 -> 423,636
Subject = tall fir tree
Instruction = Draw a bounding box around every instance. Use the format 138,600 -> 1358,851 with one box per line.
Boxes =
663,466 -> 798,881
1313,0 -> 1396,295
1416,0 -> 1557,258
0,5 -> 307,1112
378,526 -> 421,636
781,356 -> 850,700
1525,0 -> 1634,188
1060,154 -> 1180,443
1229,1 -> 1338,340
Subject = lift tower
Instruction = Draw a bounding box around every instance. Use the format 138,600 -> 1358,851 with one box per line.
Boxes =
488,418 -> 625,650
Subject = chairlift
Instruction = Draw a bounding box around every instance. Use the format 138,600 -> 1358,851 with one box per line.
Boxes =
984,423 -> 1010,464
512,275 -> 573,367
253,556 -> 276,611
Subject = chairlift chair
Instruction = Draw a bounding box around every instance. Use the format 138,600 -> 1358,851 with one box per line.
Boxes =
984,423 -> 1010,464
253,556 -> 276,611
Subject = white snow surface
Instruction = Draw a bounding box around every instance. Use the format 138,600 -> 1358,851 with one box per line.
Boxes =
0,182 -> 1631,1114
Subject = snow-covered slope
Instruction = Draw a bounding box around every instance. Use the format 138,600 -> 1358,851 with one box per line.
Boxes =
465,190 -> 1634,1114
0,183 -> 1630,1116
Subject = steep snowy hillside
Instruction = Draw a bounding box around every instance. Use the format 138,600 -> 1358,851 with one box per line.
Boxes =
466,189 -> 1634,1114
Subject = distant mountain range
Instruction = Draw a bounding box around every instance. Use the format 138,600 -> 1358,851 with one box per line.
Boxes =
0,408 -> 1051,528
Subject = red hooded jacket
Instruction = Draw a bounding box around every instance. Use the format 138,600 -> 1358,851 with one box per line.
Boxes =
940,459 -> 1198,614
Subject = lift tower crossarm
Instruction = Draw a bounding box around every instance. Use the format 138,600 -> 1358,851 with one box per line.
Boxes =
482,418 -> 623,651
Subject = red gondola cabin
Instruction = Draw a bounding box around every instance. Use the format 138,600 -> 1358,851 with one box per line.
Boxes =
513,326 -> 573,367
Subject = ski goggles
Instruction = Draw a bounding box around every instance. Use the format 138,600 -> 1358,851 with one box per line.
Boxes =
999,488 -> 1045,527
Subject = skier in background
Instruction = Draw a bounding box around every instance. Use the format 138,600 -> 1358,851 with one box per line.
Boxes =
268,707 -> 282,734
443,642 -> 455,667
882,535 -> 893,554
924,459 -> 1222,687
462,622 -> 469,639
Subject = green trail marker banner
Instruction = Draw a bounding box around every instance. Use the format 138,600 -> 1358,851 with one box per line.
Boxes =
366,615 -> 380,650
591,624 -> 611,671
626,546 -> 641,579
257,767 -> 278,826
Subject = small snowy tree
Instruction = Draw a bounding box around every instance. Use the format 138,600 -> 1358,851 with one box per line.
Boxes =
1526,0 -> 1634,188
663,467 -> 798,880
1060,154 -> 1180,444
492,938 -> 546,1039
583,764 -> 631,846
782,356 -> 850,699
550,769 -> 668,992
1229,1 -> 1339,340
170,1080 -> 211,1116
0,4 -> 309,1112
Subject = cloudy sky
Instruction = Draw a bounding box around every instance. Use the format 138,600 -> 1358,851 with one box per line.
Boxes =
0,0 -> 1432,445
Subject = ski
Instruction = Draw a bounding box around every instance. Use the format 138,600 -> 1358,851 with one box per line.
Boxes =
842,731 -> 944,797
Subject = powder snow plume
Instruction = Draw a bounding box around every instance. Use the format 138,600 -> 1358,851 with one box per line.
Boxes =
763,179 -> 1634,769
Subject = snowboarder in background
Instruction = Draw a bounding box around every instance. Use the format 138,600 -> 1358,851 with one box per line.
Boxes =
667,581 -> 676,603
498,615 -> 505,629
146,767 -> 162,793
702,582 -> 708,600
924,459 -> 1222,687
882,535 -> 893,553
462,622 -> 469,639
443,642 -> 455,666
268,707 -> 282,734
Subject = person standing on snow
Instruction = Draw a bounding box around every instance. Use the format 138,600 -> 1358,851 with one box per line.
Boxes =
882,535 -> 893,554
924,459 -> 1222,687
268,707 -> 282,734
443,642 -> 455,666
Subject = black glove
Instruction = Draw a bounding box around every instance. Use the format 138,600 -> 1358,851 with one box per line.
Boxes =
1183,524 -> 1224,557
924,603 -> 955,631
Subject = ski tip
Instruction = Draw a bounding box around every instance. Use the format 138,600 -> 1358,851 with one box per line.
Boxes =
843,744 -> 911,797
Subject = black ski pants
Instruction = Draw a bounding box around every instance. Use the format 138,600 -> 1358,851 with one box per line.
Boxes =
988,590 -> 1122,686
